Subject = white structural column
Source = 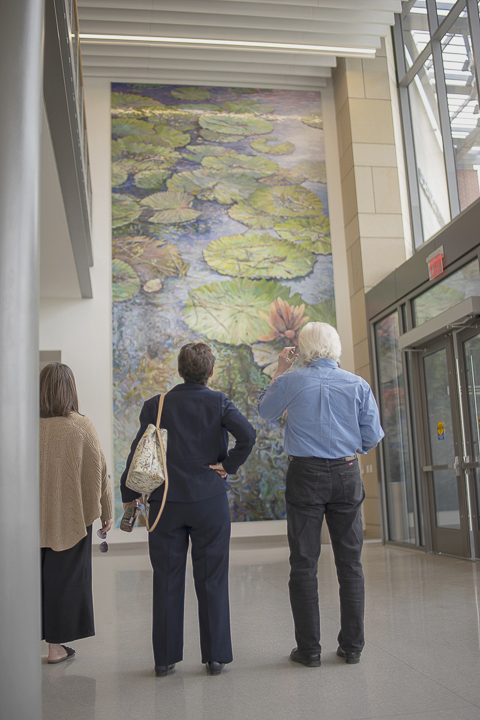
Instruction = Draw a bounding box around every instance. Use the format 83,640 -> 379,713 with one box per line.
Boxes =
0,1 -> 44,717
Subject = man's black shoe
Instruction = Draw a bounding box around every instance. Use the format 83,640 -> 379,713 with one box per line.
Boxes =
336,646 -> 361,664
206,661 -> 225,675
155,663 -> 175,676
290,647 -> 321,667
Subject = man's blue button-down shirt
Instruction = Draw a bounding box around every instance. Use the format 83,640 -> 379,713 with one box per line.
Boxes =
257,358 -> 384,458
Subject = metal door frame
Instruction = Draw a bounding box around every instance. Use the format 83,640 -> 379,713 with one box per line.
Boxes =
455,324 -> 480,558
413,334 -> 471,557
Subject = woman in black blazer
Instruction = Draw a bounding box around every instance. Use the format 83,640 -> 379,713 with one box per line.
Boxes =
121,342 -> 256,676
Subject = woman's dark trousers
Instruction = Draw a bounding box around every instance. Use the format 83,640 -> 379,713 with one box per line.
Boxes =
286,456 -> 365,656
148,492 -> 233,667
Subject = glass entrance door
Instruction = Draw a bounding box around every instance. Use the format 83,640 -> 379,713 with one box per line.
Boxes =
419,337 -> 470,557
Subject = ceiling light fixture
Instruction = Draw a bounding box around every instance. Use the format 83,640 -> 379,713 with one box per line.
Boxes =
79,33 -> 376,57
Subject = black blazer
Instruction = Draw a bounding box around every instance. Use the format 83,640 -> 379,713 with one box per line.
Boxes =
121,382 -> 256,503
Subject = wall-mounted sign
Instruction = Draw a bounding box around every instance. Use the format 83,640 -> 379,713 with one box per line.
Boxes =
437,421 -> 445,440
426,245 -> 444,281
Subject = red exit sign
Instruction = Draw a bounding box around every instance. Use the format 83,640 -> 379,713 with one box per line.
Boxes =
426,246 -> 444,281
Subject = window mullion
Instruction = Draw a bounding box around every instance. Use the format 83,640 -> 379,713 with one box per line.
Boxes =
426,0 -> 461,218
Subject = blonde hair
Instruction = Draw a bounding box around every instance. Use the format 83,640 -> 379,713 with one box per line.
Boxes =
298,322 -> 341,365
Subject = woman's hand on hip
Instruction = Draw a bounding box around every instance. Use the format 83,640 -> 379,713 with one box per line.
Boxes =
210,463 -> 227,479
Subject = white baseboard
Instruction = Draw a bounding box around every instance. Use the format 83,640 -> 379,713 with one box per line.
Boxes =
92,518 -> 287,546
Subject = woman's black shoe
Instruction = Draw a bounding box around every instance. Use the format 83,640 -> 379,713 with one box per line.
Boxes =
155,663 -> 175,676
207,661 -> 225,675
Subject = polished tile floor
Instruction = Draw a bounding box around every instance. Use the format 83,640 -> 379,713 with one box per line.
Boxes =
42,539 -> 480,720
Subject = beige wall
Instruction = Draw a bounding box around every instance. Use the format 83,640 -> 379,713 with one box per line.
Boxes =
332,37 -> 412,538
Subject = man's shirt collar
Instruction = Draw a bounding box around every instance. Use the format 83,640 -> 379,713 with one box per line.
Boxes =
308,358 -> 338,368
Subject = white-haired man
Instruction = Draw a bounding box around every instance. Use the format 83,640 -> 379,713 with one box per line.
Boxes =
258,322 -> 384,667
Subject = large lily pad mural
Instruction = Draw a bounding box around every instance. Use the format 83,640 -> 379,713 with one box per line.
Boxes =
112,84 -> 334,524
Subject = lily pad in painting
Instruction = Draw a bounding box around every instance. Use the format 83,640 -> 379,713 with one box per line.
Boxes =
227,201 -> 275,229
231,88 -> 259,94
206,174 -> 258,205
152,125 -> 191,148
168,169 -> 258,205
275,217 -> 331,254
113,137 -> 182,161
171,87 -> 211,101
301,113 -> 323,129
134,169 -> 171,191
202,153 -> 278,178
183,145 -> 235,162
158,110 -> 198,131
183,278 -> 291,345
203,233 -> 315,279
249,185 -> 324,219
112,165 -> 128,187
111,93 -> 167,118
199,129 -> 246,143
258,167 -> 305,186
221,100 -> 275,115
112,118 -> 154,138
113,236 -> 189,281
294,160 -> 326,183
141,191 -> 201,224
250,137 -> 295,155
112,259 -> 140,302
167,168 -> 216,194
112,194 -> 142,228
199,113 -> 274,137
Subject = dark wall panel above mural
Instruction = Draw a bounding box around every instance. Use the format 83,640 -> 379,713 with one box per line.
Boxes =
111,83 -> 336,524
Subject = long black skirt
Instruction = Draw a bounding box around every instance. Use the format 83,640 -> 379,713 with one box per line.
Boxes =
41,525 -> 95,644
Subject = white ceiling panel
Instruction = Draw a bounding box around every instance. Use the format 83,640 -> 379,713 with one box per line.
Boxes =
77,0 -> 403,89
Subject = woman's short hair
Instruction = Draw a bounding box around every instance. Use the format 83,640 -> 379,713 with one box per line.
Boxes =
298,322 -> 342,364
177,342 -> 215,385
40,363 -> 79,418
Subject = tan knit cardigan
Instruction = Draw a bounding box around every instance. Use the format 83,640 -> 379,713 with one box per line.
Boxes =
40,412 -> 114,552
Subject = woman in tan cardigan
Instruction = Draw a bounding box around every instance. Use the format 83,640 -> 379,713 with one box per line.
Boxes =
40,363 -> 113,664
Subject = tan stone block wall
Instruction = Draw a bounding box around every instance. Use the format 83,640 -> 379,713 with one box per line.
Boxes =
332,39 -> 411,538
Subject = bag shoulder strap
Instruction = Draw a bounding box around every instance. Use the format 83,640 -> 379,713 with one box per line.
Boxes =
145,393 -> 169,534
156,393 -> 165,429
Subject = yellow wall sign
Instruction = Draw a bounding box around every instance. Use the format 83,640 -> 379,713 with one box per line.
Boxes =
437,421 -> 445,440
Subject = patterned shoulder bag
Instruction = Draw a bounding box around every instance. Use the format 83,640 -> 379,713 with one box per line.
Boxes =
125,394 -> 169,532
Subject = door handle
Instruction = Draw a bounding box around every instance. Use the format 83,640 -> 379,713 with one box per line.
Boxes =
423,459 -> 480,474
422,457 -> 462,476
463,461 -> 480,469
